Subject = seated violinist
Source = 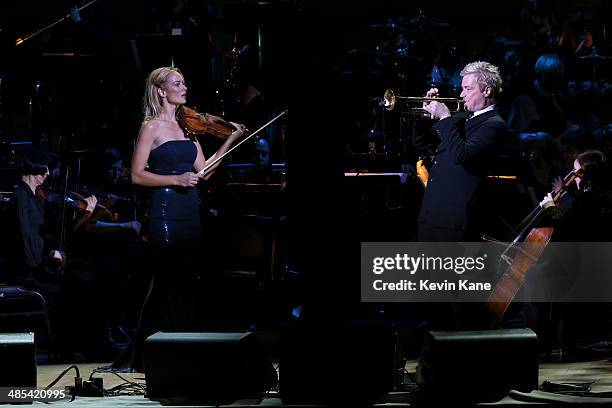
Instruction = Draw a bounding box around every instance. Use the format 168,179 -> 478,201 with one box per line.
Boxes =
12,147 -> 103,360
12,147 -> 97,283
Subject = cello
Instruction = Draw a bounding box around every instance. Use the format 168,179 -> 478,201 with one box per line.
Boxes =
485,167 -> 583,321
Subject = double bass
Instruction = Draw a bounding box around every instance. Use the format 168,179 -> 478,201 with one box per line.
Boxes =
486,168 -> 583,321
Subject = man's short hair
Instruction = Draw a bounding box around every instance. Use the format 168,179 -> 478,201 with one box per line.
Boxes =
461,61 -> 503,97
17,147 -> 49,176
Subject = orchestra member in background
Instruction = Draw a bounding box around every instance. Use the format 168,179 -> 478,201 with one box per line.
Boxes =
13,147 -> 96,281
12,146 -> 103,359
531,150 -> 612,360
539,150 -> 611,239
74,147 -> 144,346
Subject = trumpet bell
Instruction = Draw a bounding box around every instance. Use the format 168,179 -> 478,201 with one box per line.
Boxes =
383,89 -> 396,111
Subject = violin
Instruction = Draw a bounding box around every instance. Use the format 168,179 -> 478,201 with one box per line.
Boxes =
37,188 -> 116,220
69,190 -> 118,220
80,186 -> 133,204
177,106 -> 237,139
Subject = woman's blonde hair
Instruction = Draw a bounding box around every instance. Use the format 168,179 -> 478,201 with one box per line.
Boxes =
143,67 -> 183,120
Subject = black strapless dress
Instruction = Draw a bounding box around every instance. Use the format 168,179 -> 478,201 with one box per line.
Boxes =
146,140 -> 201,246
111,139 -> 205,372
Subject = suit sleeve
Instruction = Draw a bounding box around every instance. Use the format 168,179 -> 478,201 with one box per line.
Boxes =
434,117 -> 505,165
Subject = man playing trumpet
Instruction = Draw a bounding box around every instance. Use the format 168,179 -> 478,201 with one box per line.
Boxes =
418,61 -> 508,241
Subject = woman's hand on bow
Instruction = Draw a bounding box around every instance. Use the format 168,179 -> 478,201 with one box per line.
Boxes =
174,172 -> 199,187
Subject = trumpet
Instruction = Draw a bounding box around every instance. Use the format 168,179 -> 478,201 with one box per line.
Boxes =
382,89 -> 463,115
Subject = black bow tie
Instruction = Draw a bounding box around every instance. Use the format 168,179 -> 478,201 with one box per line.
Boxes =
465,112 -> 474,122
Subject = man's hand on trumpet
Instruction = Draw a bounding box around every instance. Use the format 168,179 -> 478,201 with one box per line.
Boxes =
422,87 -> 451,120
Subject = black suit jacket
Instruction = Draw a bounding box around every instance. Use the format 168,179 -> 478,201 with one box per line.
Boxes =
418,109 -> 507,235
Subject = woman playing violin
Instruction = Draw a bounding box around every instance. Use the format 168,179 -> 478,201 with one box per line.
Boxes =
112,67 -> 245,371
131,66 -> 244,244
12,147 -> 104,358
13,147 -> 97,277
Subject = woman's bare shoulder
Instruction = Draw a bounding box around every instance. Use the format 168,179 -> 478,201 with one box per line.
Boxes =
140,119 -> 169,138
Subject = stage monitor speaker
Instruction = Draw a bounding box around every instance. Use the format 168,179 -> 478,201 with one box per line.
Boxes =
143,332 -> 277,404
416,328 -> 538,403
0,333 -> 36,387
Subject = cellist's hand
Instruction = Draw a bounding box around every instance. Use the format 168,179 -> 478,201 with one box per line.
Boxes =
539,193 -> 555,209
50,249 -> 67,267
84,195 -> 97,213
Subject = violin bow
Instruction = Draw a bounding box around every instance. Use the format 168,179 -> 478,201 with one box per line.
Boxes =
196,110 -> 287,178
57,167 -> 70,276
15,0 -> 99,46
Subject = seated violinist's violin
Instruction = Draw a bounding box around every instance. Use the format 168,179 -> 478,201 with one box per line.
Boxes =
177,106 -> 237,139
37,188 -> 116,220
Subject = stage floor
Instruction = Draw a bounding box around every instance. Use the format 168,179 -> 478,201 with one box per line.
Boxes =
31,354 -> 612,407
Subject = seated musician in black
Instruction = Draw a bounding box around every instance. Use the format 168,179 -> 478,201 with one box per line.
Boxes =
539,150 -> 612,240
12,147 -> 96,285
12,147 -> 103,359
530,149 -> 612,360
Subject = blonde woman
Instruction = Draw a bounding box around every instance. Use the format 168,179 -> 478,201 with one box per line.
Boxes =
112,67 -> 244,371
132,66 -> 244,245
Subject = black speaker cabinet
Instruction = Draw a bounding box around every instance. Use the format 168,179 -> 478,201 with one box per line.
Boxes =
0,333 -> 37,387
143,332 -> 277,404
416,328 -> 538,403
